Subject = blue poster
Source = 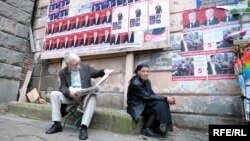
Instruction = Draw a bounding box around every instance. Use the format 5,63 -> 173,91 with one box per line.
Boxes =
197,0 -> 238,8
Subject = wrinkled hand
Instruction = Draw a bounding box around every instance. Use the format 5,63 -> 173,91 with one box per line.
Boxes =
167,96 -> 176,104
69,90 -> 81,101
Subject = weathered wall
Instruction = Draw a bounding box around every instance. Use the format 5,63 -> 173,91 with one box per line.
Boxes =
31,0 -> 246,129
0,0 -> 35,108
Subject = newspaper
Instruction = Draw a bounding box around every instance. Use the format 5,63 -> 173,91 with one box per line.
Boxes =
69,69 -> 113,96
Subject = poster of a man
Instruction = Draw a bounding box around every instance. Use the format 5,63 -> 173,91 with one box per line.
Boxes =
64,19 -> 71,31
181,31 -> 203,52
221,10 -> 239,23
80,32 -> 89,46
71,34 -> 79,47
185,11 -> 200,29
135,7 -> 141,18
172,58 -> 194,76
155,3 -> 162,14
90,31 -> 99,45
62,36 -> 69,49
207,53 -> 235,76
117,11 -> 123,21
103,10 -> 112,24
203,8 -> 218,26
101,30 -> 110,44
82,15 -> 90,27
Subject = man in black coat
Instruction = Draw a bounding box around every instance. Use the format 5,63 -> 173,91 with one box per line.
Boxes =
46,39 -> 54,50
127,64 -> 176,138
123,31 -> 134,43
73,17 -> 80,29
111,33 -> 120,45
207,55 -> 220,75
65,20 -> 71,31
221,10 -> 239,22
92,13 -> 100,25
117,12 -> 123,21
45,52 -> 110,140
155,4 -> 162,14
90,31 -> 99,45
82,15 -> 90,27
101,30 -> 110,44
57,21 -> 63,33
54,38 -> 61,49
135,8 -> 141,18
71,35 -> 79,47
62,36 -> 69,49
80,33 -> 89,46
185,11 -> 200,29
203,8 -> 218,26
102,10 -> 112,24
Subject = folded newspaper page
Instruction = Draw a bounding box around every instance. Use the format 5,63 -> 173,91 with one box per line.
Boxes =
69,69 -> 113,96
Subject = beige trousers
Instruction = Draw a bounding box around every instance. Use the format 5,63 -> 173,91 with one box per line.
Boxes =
50,91 -> 97,127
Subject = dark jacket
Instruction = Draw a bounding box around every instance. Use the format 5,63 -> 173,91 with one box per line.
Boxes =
59,63 -> 105,99
127,76 -> 167,121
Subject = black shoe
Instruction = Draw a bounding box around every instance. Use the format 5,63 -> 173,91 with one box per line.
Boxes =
141,128 -> 161,138
79,126 -> 88,140
45,123 -> 62,134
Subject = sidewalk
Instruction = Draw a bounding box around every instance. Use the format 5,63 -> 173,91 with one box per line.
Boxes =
0,113 -> 208,141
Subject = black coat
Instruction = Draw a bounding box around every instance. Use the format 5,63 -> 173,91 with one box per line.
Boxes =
59,64 -> 105,99
127,76 -> 166,121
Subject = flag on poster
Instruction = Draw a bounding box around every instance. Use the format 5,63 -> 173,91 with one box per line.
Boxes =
148,0 -> 169,29
111,6 -> 129,34
129,1 -> 148,31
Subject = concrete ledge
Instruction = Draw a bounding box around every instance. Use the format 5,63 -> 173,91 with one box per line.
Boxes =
7,101 -> 142,134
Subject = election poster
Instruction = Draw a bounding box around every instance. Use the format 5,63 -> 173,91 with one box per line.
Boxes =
148,0 -> 169,29
172,55 -> 207,81
172,7 -> 239,81
111,5 -> 129,34
144,27 -> 167,42
42,0 -> 170,59
129,1 -> 148,31
48,0 -> 70,22
181,7 -> 240,56
69,0 -> 92,16
196,0 -> 238,8
206,52 -> 236,80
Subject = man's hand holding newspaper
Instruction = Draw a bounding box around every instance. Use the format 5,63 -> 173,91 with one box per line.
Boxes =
69,69 -> 114,97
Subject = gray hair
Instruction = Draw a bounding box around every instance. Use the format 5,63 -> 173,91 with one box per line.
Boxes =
64,52 -> 81,64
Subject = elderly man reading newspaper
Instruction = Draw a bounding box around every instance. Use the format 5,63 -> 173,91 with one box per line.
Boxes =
45,52 -> 112,140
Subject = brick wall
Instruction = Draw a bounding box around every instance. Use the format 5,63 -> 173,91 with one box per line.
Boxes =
0,0 -> 35,109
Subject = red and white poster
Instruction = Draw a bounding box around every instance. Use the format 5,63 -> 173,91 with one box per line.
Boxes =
129,1 -> 148,31
42,0 -> 170,59
148,0 -> 169,29
172,55 -> 207,81
111,5 -> 129,34
144,27 -> 167,42
181,7 -> 240,57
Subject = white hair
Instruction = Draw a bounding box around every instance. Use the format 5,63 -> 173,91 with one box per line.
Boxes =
64,52 -> 81,64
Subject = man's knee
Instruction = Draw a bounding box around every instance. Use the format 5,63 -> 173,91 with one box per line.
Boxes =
50,91 -> 62,98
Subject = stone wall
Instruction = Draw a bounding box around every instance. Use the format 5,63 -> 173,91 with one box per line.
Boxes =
31,0 -> 246,129
0,0 -> 35,108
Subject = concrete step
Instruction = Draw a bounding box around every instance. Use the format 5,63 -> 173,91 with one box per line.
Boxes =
7,101 -> 143,134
